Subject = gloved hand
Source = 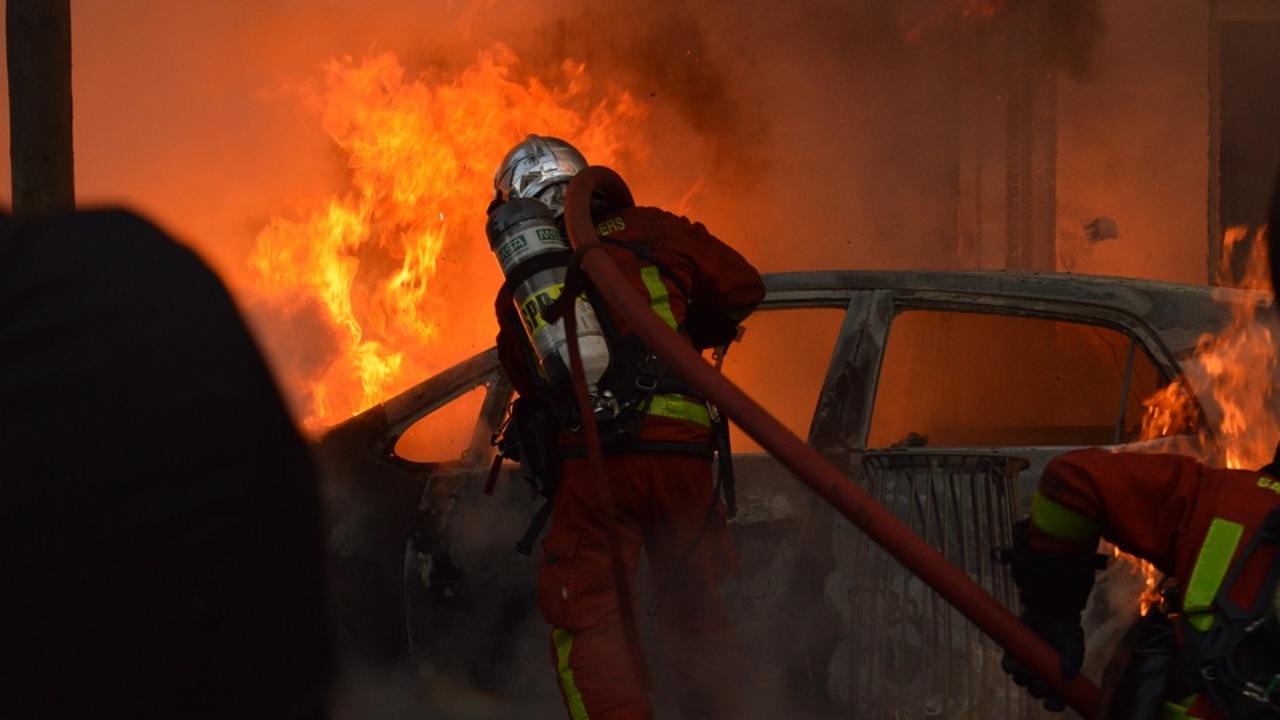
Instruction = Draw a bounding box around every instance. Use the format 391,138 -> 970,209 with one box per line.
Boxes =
997,518 -> 1100,713
684,304 -> 739,350
1001,610 -> 1085,712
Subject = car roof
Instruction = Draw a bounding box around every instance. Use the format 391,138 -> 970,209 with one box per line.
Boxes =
759,269 -> 1272,359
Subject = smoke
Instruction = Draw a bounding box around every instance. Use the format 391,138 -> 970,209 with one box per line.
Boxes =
1,0 -> 1169,715
30,0 -> 1118,283
3,1 -> 1137,419
1080,546 -> 1152,691
243,293 -> 343,421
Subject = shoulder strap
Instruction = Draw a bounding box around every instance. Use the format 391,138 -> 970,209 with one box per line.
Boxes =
599,236 -> 690,301
1214,506 -> 1280,623
1171,506 -> 1280,710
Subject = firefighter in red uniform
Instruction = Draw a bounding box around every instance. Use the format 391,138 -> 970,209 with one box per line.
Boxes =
487,135 -> 765,720
1002,447 -> 1280,719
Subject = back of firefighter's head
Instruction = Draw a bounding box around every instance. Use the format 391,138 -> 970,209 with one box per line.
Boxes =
493,135 -> 587,216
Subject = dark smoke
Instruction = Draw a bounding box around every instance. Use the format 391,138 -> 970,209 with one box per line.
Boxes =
1036,0 -> 1107,81
518,4 -> 771,189
9,0 -> 1120,284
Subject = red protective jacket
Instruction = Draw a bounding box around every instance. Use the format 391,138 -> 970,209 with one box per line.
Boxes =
1028,448 -> 1280,720
495,203 -> 766,448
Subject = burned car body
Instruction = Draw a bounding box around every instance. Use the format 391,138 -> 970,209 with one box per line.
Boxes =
314,269 -> 1273,718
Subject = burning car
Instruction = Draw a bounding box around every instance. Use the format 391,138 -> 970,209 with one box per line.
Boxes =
313,268 -> 1276,719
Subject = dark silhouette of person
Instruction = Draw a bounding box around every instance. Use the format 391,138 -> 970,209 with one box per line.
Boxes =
0,208 -> 333,718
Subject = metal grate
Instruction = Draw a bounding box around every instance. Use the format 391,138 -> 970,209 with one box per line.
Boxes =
849,451 -> 1030,719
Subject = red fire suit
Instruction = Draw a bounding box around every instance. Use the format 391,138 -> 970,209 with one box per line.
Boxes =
495,203 -> 765,719
1024,447 -> 1280,720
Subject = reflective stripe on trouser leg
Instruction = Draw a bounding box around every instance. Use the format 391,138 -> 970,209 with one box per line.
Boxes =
540,456 -> 654,719
553,627 -> 591,720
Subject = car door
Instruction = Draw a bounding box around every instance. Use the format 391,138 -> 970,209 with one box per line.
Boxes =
808,280 -> 1215,719
314,348 -> 520,670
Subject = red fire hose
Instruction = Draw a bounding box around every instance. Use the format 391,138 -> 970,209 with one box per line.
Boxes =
555,165 -> 1103,719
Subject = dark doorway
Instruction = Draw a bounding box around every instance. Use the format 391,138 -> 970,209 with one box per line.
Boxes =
1219,20 -> 1280,232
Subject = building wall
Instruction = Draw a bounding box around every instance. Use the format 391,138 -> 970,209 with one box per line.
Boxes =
1054,1 -> 1212,284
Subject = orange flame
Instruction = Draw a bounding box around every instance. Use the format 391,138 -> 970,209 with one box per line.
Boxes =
1123,223 -> 1278,610
1107,542 -> 1163,615
1195,225 -> 1279,469
248,45 -> 645,432
1139,224 -> 1278,468
1139,380 -> 1198,442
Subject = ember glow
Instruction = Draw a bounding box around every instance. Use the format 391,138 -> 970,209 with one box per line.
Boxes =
247,46 -> 645,431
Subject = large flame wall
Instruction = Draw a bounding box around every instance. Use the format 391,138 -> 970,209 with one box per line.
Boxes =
0,0 -> 1245,429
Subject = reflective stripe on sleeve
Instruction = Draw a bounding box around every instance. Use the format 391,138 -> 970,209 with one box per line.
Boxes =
639,266 -> 678,330
1029,490 -> 1102,545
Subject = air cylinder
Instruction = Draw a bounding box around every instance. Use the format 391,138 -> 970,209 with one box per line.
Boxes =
486,198 -> 611,392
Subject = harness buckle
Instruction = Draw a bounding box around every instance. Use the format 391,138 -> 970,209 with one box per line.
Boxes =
591,390 -> 623,420
1244,681 -> 1274,703
634,375 -> 658,392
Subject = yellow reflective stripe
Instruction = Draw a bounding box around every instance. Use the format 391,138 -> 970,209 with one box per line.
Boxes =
1183,518 -> 1245,631
1161,693 -> 1202,719
639,266 -> 678,330
1029,491 -> 1101,544
553,627 -> 591,720
635,263 -> 704,427
646,393 -> 711,427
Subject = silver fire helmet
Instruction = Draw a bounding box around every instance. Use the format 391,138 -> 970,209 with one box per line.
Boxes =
493,135 -> 588,214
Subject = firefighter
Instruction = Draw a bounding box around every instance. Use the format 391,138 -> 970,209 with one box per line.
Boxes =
1001,447 -> 1280,719
488,135 -> 766,719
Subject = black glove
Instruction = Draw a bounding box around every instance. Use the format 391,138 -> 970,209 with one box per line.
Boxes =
998,519 -> 1101,712
684,304 -> 739,350
1001,610 -> 1085,712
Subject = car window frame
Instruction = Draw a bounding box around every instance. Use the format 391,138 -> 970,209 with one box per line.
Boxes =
865,300 -> 1191,450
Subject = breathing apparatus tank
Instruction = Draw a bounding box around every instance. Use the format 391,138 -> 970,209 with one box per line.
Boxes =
486,197 -> 611,394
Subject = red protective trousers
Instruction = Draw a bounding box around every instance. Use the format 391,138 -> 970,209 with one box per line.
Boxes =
537,452 -> 740,720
